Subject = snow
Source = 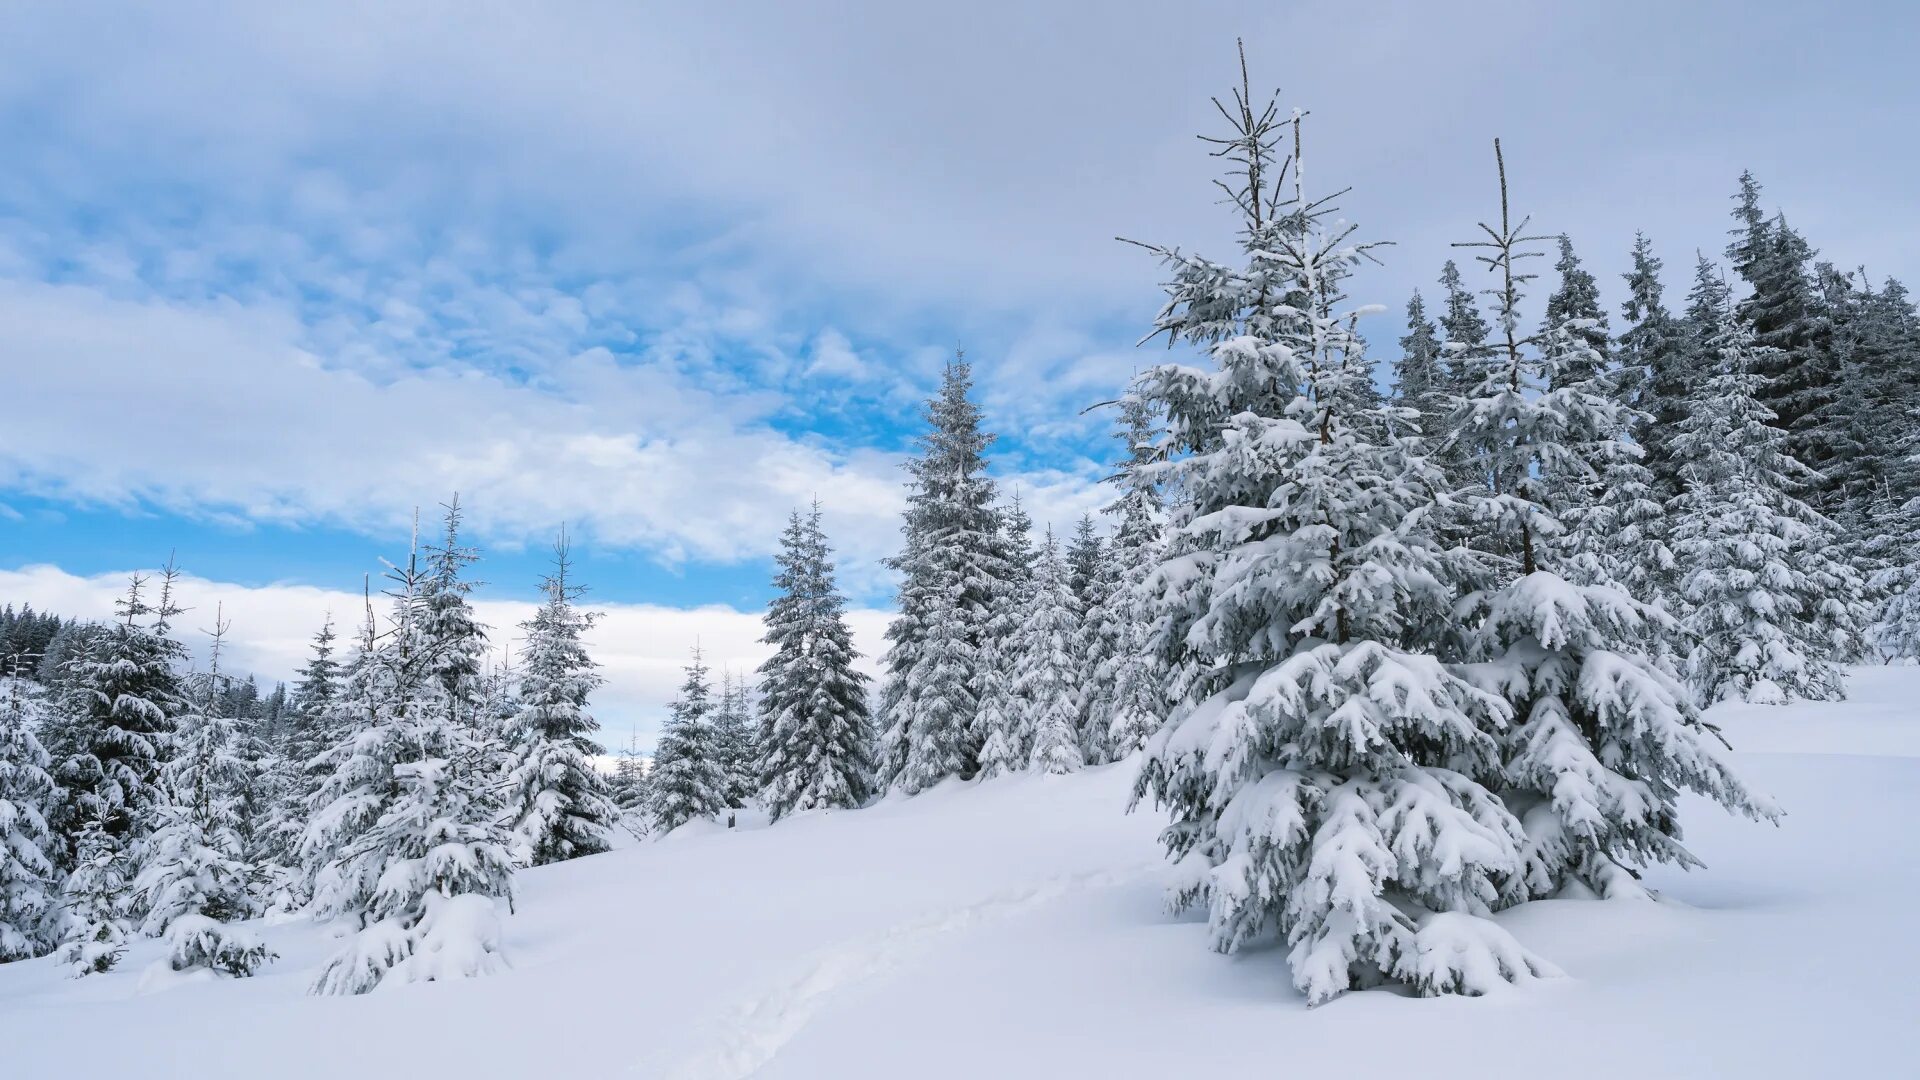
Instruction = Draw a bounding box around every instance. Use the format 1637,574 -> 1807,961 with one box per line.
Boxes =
3,667 -> 1918,1077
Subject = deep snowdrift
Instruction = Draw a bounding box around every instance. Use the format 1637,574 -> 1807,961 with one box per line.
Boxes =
3,667 -> 1916,1079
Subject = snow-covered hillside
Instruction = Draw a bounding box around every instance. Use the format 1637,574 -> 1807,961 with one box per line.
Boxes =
3,667 -> 1916,1080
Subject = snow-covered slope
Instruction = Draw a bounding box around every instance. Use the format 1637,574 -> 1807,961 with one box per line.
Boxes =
4,668 -> 1917,1079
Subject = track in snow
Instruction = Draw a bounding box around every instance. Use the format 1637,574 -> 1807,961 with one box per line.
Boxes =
661,867 -> 1150,1080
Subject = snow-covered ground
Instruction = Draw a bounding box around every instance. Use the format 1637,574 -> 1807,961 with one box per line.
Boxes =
4,667 -> 1917,1079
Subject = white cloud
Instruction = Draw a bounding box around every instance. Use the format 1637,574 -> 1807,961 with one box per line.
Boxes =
9,1 -> 1914,320
804,327 -> 869,380
0,278 -> 913,578
0,563 -> 891,751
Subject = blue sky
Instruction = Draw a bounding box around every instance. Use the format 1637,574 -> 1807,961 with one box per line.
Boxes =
4,0 -> 1916,744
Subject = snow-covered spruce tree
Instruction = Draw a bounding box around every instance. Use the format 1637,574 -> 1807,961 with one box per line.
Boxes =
1557,449 -> 1678,662
295,599 -> 383,908
972,495 -> 1034,780
1431,257 -> 1498,543
0,675 -> 59,961
1618,233 -> 1692,504
710,673 -> 759,810
756,504 -> 877,820
646,651 -> 729,833
1128,63 -> 1550,1003
1391,291 -> 1447,440
875,354 -> 1009,792
504,532 -> 619,867
422,496 -> 491,735
229,688 -> 281,876
1826,274 -> 1920,582
1876,576 -> 1920,663
1090,391 -> 1167,757
971,629 -> 1024,779
1543,235 -> 1610,381
609,735 -> 651,827
1727,174 -> 1843,509
52,569 -> 186,855
272,617 -> 342,847
307,535 -> 516,995
1672,290 -> 1869,704
1542,242 -> 1679,642
1064,514 -> 1106,610
1436,258 -> 1493,434
135,609 -> 273,977
1011,531 -> 1083,775
1067,514 -> 1122,763
479,652 -> 522,763
1446,144 -> 1777,905
1000,492 -> 1038,581
56,812 -> 130,976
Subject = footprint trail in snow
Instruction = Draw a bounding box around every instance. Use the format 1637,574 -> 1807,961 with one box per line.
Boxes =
659,866 -> 1151,1080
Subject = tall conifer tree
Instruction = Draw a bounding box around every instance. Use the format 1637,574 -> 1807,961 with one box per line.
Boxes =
757,505 -> 876,819
647,651 -> 728,832
136,609 -> 273,976
876,356 -> 1009,793
505,531 -> 620,866
0,675 -> 58,961
306,528 -> 516,995
1447,146 -> 1776,905
1131,55 -> 1555,1003
1672,296 -> 1869,703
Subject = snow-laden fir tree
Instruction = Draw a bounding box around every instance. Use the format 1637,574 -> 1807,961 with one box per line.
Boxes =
0,607 -> 62,674
1543,235 -> 1610,381
1436,259 -> 1492,438
1557,447 -> 1678,661
32,620 -> 82,686
504,532 -> 620,867
1446,145 -> 1777,905
710,673 -> 759,810
1089,392 -> 1166,757
228,685 -> 281,880
1826,274 -> 1920,585
479,652 -> 522,766
756,504 -> 877,820
1000,493 -> 1038,581
647,650 -> 729,833
1544,243 -> 1678,645
422,496 -> 491,738
1011,530 -> 1083,775
1391,291 -> 1447,440
1875,575 -> 1920,663
51,569 -> 186,854
1727,174 -> 1843,509
56,811 -> 130,976
971,634 -> 1024,779
876,355 -> 1009,792
295,599 -> 383,906
306,533 -> 516,995
1067,514 -> 1123,764
1672,288 -> 1869,704
1431,257 -> 1497,541
0,674 -> 59,961
1064,515 -> 1105,611
274,617 -> 343,841
1617,233 -> 1692,503
609,735 -> 651,826
1129,60 -> 1551,1003
135,609 -> 273,977
973,495 -> 1034,780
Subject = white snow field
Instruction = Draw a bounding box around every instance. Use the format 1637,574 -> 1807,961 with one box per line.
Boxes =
4,667 -> 1917,1080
